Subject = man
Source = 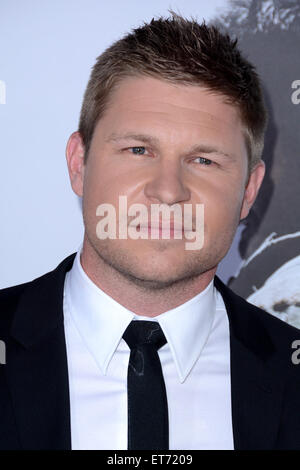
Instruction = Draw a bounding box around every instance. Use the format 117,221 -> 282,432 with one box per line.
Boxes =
1,11 -> 300,450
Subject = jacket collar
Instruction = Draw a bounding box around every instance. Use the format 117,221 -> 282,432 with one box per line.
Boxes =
213,275 -> 276,362
11,253 -> 76,349
214,275 -> 290,449
7,253 -> 76,449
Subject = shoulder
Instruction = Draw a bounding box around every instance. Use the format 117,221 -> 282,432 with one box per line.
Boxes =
0,253 -> 76,339
0,282 -> 29,337
214,275 -> 300,354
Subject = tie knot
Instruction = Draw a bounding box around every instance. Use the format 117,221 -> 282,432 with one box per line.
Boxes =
122,320 -> 167,351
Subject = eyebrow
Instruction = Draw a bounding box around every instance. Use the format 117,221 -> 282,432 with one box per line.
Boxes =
105,132 -> 235,160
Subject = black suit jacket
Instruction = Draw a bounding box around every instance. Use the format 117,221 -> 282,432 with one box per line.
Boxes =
1,252 -> 300,450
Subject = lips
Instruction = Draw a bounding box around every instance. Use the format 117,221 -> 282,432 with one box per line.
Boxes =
128,220 -> 193,230
134,223 -> 189,235
140,223 -> 183,231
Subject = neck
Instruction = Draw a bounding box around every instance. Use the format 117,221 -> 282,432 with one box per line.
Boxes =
80,236 -> 217,317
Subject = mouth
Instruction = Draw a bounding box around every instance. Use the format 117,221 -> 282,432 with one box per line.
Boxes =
135,223 -> 188,236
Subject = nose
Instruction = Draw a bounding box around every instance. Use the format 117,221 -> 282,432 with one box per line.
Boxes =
144,159 -> 191,205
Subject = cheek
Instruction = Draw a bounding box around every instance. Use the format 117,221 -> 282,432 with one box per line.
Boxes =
83,159 -> 114,204
200,180 -> 244,228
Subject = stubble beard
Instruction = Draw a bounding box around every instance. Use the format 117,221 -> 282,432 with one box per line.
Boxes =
83,227 -> 232,293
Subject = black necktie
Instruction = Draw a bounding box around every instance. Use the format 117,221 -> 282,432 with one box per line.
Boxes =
122,320 -> 169,450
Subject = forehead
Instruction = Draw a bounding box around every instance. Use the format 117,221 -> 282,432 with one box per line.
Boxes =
105,75 -> 241,127
92,75 -> 246,155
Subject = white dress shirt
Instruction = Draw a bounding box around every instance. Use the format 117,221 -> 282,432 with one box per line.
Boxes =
63,244 -> 234,450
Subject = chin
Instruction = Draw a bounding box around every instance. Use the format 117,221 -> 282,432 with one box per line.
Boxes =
134,261 -> 180,279
124,268 -> 187,290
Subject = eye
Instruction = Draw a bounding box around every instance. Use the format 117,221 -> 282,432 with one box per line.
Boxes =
193,157 -> 213,165
127,146 -> 148,155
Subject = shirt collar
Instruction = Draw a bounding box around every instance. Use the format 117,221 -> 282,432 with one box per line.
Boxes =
65,244 -> 216,383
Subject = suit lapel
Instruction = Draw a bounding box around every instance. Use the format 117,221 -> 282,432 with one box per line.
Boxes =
214,276 -> 289,450
6,253 -> 76,449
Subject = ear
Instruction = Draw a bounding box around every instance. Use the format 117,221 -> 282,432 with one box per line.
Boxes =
65,131 -> 85,197
240,160 -> 265,220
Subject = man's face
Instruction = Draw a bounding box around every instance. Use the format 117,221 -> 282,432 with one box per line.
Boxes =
67,75 -> 265,289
